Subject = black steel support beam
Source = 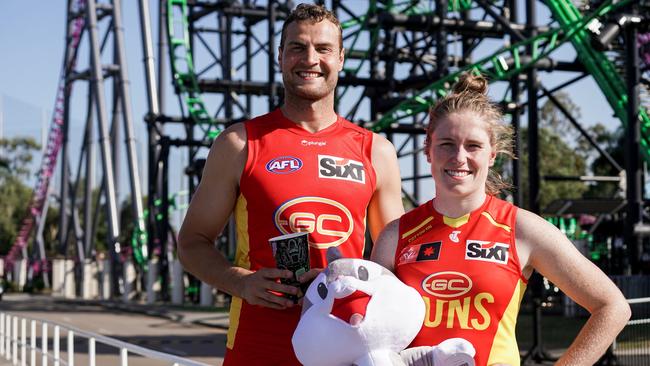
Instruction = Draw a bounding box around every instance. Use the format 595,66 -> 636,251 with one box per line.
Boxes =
372,12 -> 550,37
624,7 -> 642,273
198,79 -> 283,95
542,86 -> 623,172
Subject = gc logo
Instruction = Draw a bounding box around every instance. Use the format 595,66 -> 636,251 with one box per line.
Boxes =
421,271 -> 473,298
274,197 -> 354,249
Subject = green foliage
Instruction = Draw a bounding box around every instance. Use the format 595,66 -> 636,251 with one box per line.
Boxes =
0,137 -> 40,179
0,175 -> 32,254
515,92 -> 622,210
0,137 -> 41,255
584,126 -> 624,199
518,92 -> 590,210
519,127 -> 588,209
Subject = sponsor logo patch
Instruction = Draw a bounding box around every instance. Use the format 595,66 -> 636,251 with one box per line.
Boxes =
266,156 -> 303,174
274,196 -> 353,249
465,240 -> 509,265
397,246 -> 418,265
422,271 -> 473,298
449,230 -> 461,243
397,241 -> 441,265
417,242 -> 442,261
318,155 -> 365,184
301,139 -> 327,147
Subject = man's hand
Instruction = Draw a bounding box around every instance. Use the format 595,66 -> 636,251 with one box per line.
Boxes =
297,268 -> 323,285
240,268 -> 299,309
296,268 -> 324,304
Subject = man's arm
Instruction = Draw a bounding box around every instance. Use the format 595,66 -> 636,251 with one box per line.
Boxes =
367,134 -> 405,241
369,219 -> 400,272
177,123 -> 297,309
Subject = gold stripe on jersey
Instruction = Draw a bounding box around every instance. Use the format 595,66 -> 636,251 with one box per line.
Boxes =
226,297 -> 243,349
481,211 -> 512,232
442,213 -> 470,228
401,216 -> 434,239
227,194 -> 251,349
487,279 -> 527,366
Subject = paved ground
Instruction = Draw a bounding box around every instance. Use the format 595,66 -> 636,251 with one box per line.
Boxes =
0,293 -> 228,365
0,293 -> 579,366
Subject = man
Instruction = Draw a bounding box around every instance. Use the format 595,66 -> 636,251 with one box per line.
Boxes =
178,3 -> 404,365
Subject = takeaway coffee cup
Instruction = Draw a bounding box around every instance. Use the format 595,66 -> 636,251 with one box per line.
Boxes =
268,232 -> 310,300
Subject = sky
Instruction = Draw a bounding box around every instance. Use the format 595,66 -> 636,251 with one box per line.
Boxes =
0,0 -> 626,217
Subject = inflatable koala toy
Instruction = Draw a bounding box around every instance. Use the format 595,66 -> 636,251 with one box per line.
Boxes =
292,248 -> 475,366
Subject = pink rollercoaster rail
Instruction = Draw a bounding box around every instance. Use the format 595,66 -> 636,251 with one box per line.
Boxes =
5,0 -> 86,272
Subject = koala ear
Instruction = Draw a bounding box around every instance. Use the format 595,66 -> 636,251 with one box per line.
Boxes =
326,247 -> 343,264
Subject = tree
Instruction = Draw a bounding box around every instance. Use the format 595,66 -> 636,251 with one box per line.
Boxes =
517,93 -> 592,210
0,137 -> 41,255
584,126 -> 624,199
519,128 -> 589,210
0,137 -> 40,179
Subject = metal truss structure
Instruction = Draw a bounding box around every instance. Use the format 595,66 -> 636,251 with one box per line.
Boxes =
6,0 -> 650,313
7,0 -> 148,294
150,0 -> 649,268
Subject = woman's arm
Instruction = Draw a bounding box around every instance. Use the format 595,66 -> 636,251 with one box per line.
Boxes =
516,209 -> 631,365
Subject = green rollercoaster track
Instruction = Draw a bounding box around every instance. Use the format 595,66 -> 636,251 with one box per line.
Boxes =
366,0 -> 650,162
167,0 -> 222,141
165,0 -> 649,162
545,0 -> 650,158
337,0 -> 476,104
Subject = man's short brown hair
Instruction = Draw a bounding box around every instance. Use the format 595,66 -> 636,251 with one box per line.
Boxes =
280,3 -> 343,50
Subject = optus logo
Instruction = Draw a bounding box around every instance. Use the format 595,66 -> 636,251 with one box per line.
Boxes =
274,197 -> 353,249
266,156 -> 303,174
421,271 -> 472,298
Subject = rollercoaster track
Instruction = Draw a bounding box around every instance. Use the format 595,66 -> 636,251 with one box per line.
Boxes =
168,0 -> 647,152
6,0 -> 87,270
545,0 -> 650,159
167,0 -> 222,142
8,0 -> 151,272
5,0 -> 645,280
166,0 -> 475,142
369,0 -> 649,152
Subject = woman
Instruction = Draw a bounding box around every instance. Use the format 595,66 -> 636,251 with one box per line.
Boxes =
371,72 -> 630,366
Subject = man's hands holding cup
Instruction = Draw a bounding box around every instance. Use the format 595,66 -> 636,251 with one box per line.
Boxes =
239,267 -> 324,309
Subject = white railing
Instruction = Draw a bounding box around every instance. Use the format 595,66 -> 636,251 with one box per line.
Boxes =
611,297 -> 650,364
0,312 -> 211,366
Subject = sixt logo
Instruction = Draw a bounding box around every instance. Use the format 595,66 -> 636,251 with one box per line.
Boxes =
274,196 -> 353,249
318,155 -> 365,184
465,240 -> 509,265
266,156 -> 303,174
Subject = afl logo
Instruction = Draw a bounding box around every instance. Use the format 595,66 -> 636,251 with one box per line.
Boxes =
274,197 -> 354,249
266,156 -> 303,174
422,271 -> 472,298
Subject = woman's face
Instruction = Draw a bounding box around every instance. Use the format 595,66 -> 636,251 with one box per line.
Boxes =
427,111 -> 496,199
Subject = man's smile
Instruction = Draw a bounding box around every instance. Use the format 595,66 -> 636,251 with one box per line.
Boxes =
296,71 -> 323,79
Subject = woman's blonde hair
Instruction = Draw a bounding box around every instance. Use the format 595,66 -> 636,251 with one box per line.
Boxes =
424,72 -> 514,196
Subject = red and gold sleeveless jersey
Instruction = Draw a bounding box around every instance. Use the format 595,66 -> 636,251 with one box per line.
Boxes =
224,109 -> 377,365
395,195 -> 527,366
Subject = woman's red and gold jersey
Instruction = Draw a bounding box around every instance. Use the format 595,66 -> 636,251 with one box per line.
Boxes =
395,195 -> 527,366
224,109 -> 377,365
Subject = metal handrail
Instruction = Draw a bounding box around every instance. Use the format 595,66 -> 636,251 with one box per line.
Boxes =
0,312 -> 211,366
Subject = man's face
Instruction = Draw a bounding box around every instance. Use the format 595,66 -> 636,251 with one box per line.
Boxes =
279,20 -> 344,102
